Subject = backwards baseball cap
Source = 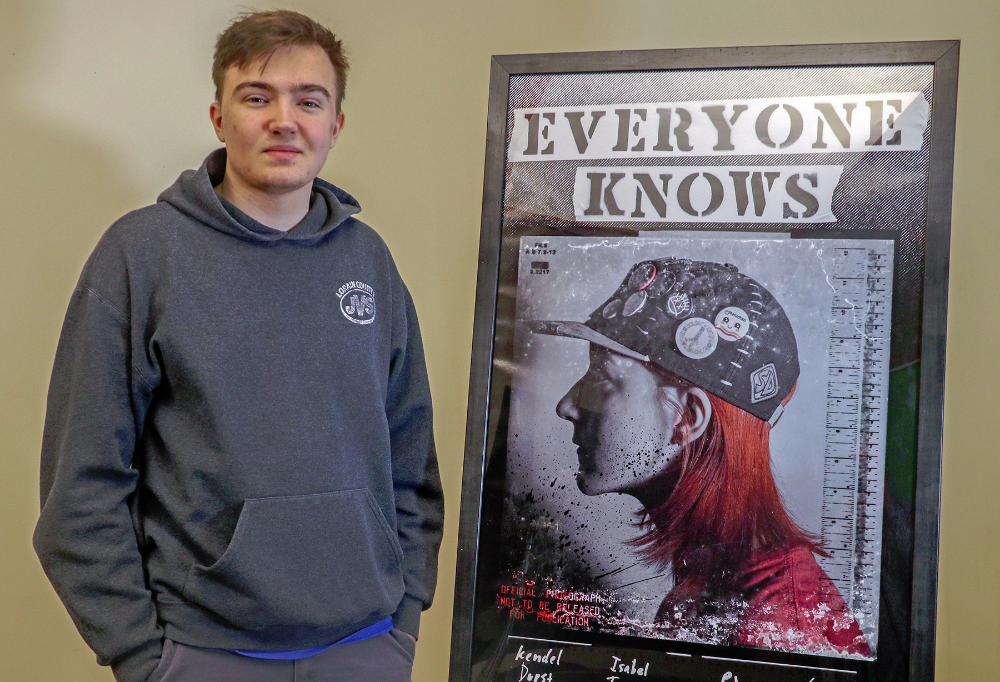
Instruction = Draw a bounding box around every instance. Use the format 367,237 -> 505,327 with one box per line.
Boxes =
527,257 -> 799,425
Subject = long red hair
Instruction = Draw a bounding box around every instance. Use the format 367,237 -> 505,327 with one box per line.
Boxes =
629,382 -> 823,598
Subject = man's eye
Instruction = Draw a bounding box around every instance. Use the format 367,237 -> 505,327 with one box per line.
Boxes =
594,365 -> 617,382
300,101 -> 321,108
586,372 -> 613,390
586,380 -> 615,404
246,96 -> 267,104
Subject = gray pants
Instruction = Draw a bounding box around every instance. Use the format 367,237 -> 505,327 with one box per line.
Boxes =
149,630 -> 416,682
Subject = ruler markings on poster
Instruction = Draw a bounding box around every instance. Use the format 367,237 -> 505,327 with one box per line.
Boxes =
818,245 -> 891,630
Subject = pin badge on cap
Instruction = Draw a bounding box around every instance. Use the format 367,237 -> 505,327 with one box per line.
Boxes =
666,292 -> 692,318
623,291 -> 647,317
675,317 -> 718,359
628,262 -> 658,290
715,306 -> 750,341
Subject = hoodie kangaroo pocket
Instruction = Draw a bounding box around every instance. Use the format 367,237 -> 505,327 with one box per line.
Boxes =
182,489 -> 404,630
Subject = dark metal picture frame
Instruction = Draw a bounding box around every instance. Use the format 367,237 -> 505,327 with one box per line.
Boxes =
451,41 -> 958,682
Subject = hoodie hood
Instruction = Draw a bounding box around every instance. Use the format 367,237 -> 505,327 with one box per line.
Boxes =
157,148 -> 361,242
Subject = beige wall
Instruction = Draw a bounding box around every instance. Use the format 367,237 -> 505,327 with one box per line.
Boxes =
1,0 -> 996,679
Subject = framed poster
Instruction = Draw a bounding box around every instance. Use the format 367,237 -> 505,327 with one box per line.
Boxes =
452,42 -> 958,682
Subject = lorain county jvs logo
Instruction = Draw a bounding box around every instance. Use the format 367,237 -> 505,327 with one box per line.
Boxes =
337,280 -> 376,325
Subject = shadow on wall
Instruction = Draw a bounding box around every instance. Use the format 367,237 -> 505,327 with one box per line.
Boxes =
0,0 -> 147,302
0,2 -> 144,681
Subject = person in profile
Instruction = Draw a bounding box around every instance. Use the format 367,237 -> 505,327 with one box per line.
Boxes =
528,256 -> 871,657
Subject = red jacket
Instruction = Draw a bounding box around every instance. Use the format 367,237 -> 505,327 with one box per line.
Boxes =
656,545 -> 871,657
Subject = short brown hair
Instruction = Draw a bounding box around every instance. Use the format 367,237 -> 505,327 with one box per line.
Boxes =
213,10 -> 349,111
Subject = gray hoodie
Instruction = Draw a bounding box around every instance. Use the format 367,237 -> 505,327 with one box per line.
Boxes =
34,150 -> 443,682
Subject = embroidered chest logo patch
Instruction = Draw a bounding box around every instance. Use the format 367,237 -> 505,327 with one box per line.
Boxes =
337,280 -> 376,325
750,363 -> 779,403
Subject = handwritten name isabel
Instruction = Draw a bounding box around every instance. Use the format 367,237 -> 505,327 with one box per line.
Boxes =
608,655 -> 650,679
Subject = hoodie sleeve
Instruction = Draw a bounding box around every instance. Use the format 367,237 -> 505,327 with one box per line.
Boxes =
33,278 -> 163,682
385,285 -> 445,638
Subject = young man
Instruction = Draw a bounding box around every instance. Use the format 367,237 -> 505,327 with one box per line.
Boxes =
34,11 -> 443,682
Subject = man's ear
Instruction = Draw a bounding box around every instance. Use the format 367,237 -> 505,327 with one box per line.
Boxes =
679,387 -> 712,445
210,101 -> 225,143
329,110 -> 345,149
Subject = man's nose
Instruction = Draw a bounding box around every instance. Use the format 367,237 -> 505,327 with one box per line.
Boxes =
556,385 -> 580,421
269,99 -> 297,134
